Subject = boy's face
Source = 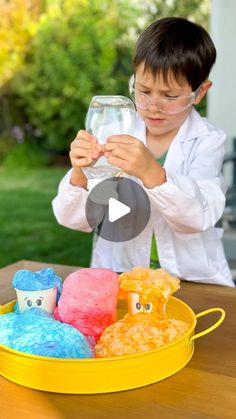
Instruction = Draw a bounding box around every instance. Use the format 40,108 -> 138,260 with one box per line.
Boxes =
134,63 -> 205,140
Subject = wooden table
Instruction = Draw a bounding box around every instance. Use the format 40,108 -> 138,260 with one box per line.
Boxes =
0,260 -> 236,419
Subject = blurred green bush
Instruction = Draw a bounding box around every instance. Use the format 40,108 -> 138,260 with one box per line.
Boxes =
3,143 -> 49,168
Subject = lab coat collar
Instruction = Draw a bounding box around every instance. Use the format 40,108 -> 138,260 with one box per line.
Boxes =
164,108 -> 210,171
175,107 -> 209,143
135,108 -> 209,172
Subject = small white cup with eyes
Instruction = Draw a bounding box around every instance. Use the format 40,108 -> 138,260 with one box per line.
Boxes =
128,292 -> 153,315
15,287 -> 57,314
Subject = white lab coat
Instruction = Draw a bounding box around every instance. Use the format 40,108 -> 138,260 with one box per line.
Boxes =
52,108 -> 234,286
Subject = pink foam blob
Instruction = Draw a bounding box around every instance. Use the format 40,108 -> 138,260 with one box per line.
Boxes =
54,268 -> 119,341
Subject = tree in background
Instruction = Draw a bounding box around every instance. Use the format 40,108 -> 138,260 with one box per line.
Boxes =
140,0 -> 209,25
0,0 -> 44,87
0,0 -> 44,142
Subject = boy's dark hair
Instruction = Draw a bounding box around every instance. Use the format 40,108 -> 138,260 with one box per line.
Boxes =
133,17 -> 216,90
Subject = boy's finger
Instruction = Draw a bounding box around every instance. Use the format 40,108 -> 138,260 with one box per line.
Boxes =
71,139 -> 91,150
73,157 -> 93,167
104,142 -> 132,152
103,142 -> 117,152
71,138 -> 100,151
106,135 -> 135,144
75,130 -> 97,142
107,155 -> 128,171
71,141 -> 102,157
110,145 -> 128,160
70,147 -> 100,159
104,146 -> 129,163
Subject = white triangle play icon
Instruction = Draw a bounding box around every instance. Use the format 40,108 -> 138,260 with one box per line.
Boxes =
108,197 -> 131,223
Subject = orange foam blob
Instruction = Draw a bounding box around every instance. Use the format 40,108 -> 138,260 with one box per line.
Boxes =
95,267 -> 189,357
95,315 -> 189,357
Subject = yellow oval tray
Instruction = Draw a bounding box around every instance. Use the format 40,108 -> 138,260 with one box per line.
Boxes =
0,297 -> 225,394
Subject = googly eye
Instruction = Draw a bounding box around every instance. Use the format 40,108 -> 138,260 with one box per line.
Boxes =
26,299 -> 32,307
128,293 -> 143,314
36,299 -> 42,306
144,303 -> 153,313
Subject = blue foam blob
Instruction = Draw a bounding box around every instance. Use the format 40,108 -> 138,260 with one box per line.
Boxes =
0,308 -> 94,358
12,268 -> 62,302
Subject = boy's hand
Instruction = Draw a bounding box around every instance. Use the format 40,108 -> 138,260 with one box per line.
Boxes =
70,130 -> 102,169
69,130 -> 102,188
104,135 -> 166,188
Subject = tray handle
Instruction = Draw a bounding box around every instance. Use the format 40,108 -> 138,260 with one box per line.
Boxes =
189,307 -> 225,343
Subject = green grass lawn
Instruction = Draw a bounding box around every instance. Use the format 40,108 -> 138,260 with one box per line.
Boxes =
0,167 -> 93,268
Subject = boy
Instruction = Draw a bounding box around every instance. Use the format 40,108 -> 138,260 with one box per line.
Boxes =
52,17 -> 234,286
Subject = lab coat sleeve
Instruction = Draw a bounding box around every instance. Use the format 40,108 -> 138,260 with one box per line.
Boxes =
145,130 -> 226,233
52,169 -> 92,232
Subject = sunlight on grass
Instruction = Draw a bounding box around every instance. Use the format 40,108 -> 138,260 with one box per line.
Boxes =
0,167 -> 93,268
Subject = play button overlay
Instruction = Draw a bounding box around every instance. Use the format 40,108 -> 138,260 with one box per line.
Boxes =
108,198 -> 131,222
85,177 -> 151,242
